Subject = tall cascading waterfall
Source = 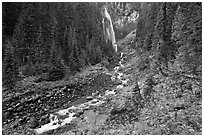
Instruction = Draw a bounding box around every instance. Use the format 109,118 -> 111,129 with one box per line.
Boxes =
102,7 -> 117,52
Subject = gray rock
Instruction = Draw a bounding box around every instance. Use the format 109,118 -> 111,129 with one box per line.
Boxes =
12,119 -> 20,128
16,103 -> 21,107
4,111 -> 10,118
17,106 -> 23,111
96,114 -> 109,126
7,107 -> 13,111
41,114 -> 48,120
62,131 -> 75,135
28,117 -> 39,129
74,109 -> 84,117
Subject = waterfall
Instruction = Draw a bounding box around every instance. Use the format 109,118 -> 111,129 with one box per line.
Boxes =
102,7 -> 117,52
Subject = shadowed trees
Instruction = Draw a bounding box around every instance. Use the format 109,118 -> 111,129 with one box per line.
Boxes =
2,2 -> 116,87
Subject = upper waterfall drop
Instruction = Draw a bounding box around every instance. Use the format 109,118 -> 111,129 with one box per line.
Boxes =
102,6 -> 117,52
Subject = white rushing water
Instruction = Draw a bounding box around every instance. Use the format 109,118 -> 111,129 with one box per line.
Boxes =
105,89 -> 116,95
34,51 -> 128,134
34,98 -> 105,134
121,79 -> 129,85
102,6 -> 117,52
34,112 -> 76,134
56,106 -> 77,116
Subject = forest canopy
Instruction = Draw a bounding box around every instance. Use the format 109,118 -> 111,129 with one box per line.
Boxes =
3,2 -> 117,87
2,2 -> 202,89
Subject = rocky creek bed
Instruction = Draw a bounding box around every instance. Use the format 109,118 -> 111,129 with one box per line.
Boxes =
3,45 -> 201,135
2,69 -> 119,134
2,49 -> 142,135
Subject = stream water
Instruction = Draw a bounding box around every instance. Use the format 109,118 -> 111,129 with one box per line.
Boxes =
34,52 -> 128,134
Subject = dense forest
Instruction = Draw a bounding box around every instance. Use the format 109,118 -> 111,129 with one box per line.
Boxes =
3,2 -> 118,88
134,2 -> 202,74
2,2 -> 201,88
2,2 -> 202,135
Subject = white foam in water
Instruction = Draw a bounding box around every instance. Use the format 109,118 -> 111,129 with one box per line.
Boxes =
91,100 -> 105,106
114,66 -> 119,72
116,85 -> 124,89
34,112 -> 76,134
33,49 -> 128,134
34,98 -> 105,134
117,72 -> 123,79
119,60 -> 122,64
111,74 -> 116,81
111,76 -> 115,81
104,72 -> 112,76
119,61 -> 124,68
120,63 -> 124,68
77,103 -> 86,109
77,99 -> 105,110
87,99 -> 105,106
120,52 -> 124,58
121,79 -> 128,85
105,90 -> 115,95
49,114 -> 58,123
56,106 -> 76,115
118,72 -> 123,76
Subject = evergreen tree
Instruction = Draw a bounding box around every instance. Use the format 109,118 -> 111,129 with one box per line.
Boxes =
172,3 -> 202,74
3,2 -> 117,85
3,42 -> 19,88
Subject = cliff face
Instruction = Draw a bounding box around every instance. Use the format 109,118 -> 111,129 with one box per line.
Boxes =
103,2 -> 140,41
